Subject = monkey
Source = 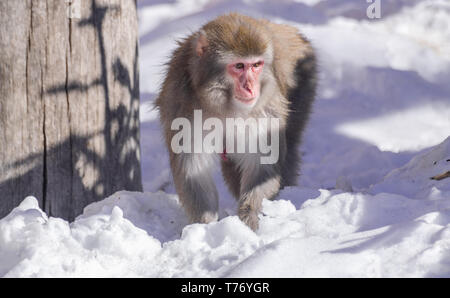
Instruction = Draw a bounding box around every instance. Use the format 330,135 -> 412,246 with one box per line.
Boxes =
155,13 -> 317,231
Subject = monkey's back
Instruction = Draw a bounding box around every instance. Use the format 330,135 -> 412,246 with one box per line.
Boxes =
268,22 -> 317,186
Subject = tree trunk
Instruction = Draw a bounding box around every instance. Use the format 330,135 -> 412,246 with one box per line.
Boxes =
0,0 -> 142,221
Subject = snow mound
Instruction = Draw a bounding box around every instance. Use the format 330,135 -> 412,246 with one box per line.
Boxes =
372,137 -> 450,200
2,137 -> 450,277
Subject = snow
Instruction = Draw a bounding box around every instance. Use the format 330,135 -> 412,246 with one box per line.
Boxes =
1,0 -> 450,277
335,103 -> 450,152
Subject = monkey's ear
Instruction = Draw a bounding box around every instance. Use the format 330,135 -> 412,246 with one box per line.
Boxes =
195,31 -> 209,57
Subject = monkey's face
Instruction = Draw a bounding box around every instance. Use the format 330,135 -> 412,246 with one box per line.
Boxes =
192,28 -> 274,116
226,57 -> 264,110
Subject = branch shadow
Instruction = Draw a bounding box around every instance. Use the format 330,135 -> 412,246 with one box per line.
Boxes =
0,0 -> 142,221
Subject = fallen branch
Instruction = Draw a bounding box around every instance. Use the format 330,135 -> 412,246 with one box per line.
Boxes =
430,171 -> 450,181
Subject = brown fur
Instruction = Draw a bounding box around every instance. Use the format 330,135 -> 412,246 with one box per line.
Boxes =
155,13 -> 317,230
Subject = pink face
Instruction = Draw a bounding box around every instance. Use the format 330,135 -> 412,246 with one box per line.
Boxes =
226,57 -> 264,105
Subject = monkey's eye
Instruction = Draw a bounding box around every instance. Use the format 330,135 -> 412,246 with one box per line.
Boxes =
253,61 -> 263,68
235,63 -> 245,70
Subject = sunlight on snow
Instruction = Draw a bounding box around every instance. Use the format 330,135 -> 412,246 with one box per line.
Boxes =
335,103 -> 450,152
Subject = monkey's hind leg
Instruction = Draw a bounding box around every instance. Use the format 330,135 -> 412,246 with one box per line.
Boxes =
280,143 -> 301,188
238,164 -> 282,231
171,153 -> 219,224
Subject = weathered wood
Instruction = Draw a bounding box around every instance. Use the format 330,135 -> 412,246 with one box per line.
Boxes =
0,0 -> 142,220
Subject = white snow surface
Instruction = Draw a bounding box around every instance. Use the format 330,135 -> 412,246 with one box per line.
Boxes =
1,0 -> 450,277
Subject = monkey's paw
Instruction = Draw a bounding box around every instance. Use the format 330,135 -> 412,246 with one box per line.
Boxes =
238,208 -> 259,231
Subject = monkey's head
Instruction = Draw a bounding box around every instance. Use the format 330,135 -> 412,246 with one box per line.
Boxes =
189,14 -> 276,115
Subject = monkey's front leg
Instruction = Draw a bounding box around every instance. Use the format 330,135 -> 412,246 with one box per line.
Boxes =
171,153 -> 219,224
238,162 -> 282,231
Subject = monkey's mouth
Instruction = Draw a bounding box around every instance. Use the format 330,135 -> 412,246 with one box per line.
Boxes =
235,95 -> 256,104
235,86 -> 257,104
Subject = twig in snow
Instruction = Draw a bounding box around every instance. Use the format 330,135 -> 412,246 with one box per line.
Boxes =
430,171 -> 450,181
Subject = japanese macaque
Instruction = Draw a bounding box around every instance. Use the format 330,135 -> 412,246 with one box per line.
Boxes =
156,13 -> 317,231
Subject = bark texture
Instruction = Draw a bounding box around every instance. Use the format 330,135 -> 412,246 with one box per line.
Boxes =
0,0 -> 142,220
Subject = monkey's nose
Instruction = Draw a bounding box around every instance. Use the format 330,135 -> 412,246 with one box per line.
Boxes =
243,82 -> 254,96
